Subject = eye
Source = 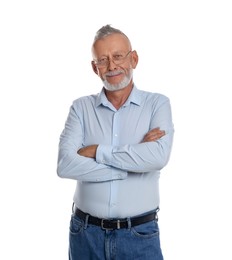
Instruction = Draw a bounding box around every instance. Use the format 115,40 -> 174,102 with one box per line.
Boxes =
97,57 -> 108,64
113,54 -> 124,60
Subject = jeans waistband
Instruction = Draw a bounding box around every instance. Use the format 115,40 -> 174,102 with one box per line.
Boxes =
74,207 -> 159,230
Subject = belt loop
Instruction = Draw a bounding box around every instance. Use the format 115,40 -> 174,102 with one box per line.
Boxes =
155,207 -> 160,221
84,214 -> 89,229
127,217 -> 131,229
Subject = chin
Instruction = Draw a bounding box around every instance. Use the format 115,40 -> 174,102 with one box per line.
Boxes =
103,69 -> 133,91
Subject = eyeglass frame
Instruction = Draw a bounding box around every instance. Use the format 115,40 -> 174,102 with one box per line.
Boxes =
92,50 -> 132,68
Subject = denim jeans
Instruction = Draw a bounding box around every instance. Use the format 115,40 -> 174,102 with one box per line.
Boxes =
69,213 -> 164,260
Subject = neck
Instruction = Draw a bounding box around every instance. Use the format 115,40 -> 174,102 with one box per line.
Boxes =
105,83 -> 133,110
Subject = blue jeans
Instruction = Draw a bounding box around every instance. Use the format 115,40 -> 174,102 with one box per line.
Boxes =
69,213 -> 164,260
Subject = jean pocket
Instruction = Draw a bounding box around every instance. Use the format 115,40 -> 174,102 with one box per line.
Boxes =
131,220 -> 159,238
69,215 -> 84,235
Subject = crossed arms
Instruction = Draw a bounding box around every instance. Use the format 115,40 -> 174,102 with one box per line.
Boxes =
57,96 -> 174,182
78,128 -> 165,158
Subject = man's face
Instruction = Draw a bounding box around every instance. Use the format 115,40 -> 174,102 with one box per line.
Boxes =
92,34 -> 138,91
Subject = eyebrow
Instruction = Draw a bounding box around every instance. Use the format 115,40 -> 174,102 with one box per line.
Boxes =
98,50 -> 129,58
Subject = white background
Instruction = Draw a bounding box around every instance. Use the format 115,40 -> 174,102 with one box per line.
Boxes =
1,0 -> 232,259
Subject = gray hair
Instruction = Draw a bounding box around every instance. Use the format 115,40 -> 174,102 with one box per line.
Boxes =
93,24 -> 130,45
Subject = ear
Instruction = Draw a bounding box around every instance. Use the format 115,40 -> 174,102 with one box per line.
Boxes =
131,50 -> 139,69
91,61 -> 99,75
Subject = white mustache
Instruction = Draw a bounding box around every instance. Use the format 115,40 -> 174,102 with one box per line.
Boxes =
105,70 -> 124,77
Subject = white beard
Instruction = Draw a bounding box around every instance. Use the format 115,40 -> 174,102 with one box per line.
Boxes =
102,69 -> 133,92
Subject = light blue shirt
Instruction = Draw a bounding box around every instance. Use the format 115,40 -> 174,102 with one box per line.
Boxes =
57,85 -> 174,218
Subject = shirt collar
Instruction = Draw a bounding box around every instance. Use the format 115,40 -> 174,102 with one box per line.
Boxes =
96,85 -> 141,108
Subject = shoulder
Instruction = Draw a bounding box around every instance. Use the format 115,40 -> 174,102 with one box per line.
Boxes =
72,93 -> 99,107
135,87 -> 170,105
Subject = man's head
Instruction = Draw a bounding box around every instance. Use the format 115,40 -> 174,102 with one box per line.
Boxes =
91,25 -> 138,92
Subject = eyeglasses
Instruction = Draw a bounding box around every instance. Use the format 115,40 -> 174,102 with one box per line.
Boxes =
93,51 -> 132,68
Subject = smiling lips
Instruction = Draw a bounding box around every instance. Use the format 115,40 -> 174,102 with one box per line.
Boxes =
105,70 -> 124,77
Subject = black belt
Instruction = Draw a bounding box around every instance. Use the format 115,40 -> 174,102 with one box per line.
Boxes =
74,208 -> 159,230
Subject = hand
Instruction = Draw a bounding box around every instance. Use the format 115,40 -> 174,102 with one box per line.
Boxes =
77,145 -> 98,158
141,128 -> 165,143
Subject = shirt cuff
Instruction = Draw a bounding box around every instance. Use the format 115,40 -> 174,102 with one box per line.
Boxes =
96,144 -> 127,180
96,144 -> 113,165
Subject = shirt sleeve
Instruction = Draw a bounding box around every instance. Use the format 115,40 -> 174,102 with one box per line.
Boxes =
96,98 -> 174,173
57,103 -> 127,182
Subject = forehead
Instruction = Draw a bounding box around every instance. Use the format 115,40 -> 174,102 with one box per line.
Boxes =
92,33 -> 131,57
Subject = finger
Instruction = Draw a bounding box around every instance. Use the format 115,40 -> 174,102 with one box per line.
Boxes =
146,130 -> 165,139
147,131 -> 165,141
150,128 -> 165,135
148,127 -> 160,134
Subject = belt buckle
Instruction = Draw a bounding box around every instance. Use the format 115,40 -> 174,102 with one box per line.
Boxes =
101,219 -> 121,230
101,219 -> 114,230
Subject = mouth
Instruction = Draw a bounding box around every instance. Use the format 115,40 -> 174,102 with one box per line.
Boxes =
105,70 -> 124,78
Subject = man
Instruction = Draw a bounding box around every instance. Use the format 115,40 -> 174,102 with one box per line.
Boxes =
57,24 -> 174,259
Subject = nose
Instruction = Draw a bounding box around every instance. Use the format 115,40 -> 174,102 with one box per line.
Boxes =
108,59 -> 118,70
